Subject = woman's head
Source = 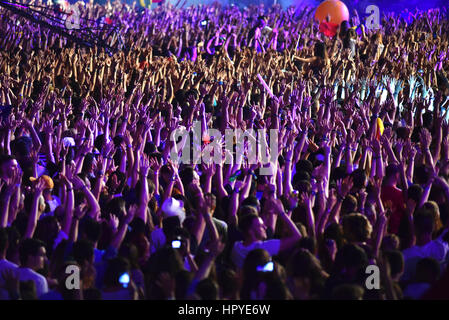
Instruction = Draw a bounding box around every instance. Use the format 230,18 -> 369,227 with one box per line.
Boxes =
314,41 -> 327,59
342,213 -> 373,243
286,248 -> 326,299
118,242 -> 141,270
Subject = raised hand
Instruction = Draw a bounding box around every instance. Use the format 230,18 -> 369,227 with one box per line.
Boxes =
108,214 -> 119,233
370,177 -> 383,200
301,191 -> 313,208
337,176 -> 353,198
102,141 -> 115,158
140,156 -> 151,177
149,157 -> 162,173
419,128 -> 432,151
202,162 -> 216,177
33,177 -> 47,195
124,204 -> 137,225
207,239 -> 225,257
442,136 -> 449,158
71,175 -> 86,191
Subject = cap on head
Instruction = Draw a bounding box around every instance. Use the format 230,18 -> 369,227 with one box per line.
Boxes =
161,197 -> 186,224
29,175 -> 54,189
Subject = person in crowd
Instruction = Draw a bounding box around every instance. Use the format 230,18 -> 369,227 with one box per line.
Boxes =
0,1 -> 448,300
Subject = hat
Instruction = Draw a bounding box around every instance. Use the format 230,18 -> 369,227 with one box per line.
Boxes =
161,197 -> 185,224
29,175 -> 54,189
62,137 -> 75,148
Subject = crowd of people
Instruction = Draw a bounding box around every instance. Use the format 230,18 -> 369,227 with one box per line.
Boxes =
0,0 -> 449,300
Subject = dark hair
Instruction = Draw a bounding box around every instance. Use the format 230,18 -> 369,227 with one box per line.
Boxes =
351,169 -> 367,190
5,227 -> 20,262
323,223 -> 345,249
179,166 -> 196,187
339,20 -> 350,36
218,269 -> 240,299
381,234 -> 400,251
293,171 -> 311,183
314,42 -> 327,59
196,278 -> 219,300
298,237 -> 317,255
83,288 -> 102,300
422,112 -> 433,129
331,166 -> 348,182
19,238 -> 46,266
94,134 -> 106,152
34,216 -> 60,256
79,217 -> 102,243
238,205 -> 259,217
331,284 -> 364,300
49,240 -> 71,278
0,154 -> 15,166
143,247 -> 185,299
396,127 -> 409,140
72,240 -> 94,266
343,213 -> 373,243
294,180 -> 312,193
414,165 -> 430,185
341,195 -> 358,216
295,160 -> 313,175
175,270 -> 193,300
107,171 -> 127,194
332,244 -> 369,277
105,197 -> 126,219
383,250 -> 404,278
239,213 -> 259,235
118,243 -> 140,270
385,163 -> 400,179
0,228 -> 8,253
407,184 -> 423,203
414,211 -> 435,236
143,247 -> 184,276
241,249 -> 271,300
287,249 -> 326,297
241,196 -> 260,209
415,258 -> 440,283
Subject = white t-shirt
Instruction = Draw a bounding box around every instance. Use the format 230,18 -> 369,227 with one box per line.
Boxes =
16,267 -> 49,298
402,234 -> 449,282
0,259 -> 18,300
47,196 -> 61,214
231,239 -> 281,269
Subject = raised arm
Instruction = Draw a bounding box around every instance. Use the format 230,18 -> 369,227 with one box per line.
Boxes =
71,175 -> 101,221
24,179 -> 47,239
275,200 -> 302,252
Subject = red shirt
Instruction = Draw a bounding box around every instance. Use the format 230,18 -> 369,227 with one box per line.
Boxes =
381,185 -> 406,234
319,21 -> 339,37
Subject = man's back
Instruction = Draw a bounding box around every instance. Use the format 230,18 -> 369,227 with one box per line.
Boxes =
16,267 -> 48,298
231,239 -> 280,269
0,259 -> 18,300
402,239 -> 449,281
